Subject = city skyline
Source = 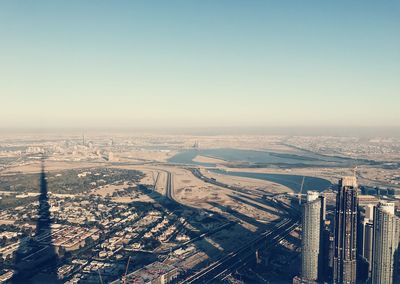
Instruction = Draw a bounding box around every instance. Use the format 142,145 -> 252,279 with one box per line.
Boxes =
1,1 -> 399,129
1,132 -> 400,283
1,2 -> 400,283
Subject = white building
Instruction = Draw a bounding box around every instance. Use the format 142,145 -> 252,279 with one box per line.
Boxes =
371,202 -> 400,284
301,191 -> 322,281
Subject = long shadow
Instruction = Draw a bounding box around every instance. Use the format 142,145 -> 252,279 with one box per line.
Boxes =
136,186 -> 235,258
11,158 -> 60,284
134,184 -> 270,279
255,196 -> 291,216
228,194 -> 279,217
207,201 -> 264,228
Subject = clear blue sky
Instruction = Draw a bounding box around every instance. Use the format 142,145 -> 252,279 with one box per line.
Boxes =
1,1 -> 399,129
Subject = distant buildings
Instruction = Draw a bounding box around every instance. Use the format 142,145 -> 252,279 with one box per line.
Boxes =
371,202 -> 400,284
333,176 -> 358,284
358,204 -> 375,280
301,191 -> 322,281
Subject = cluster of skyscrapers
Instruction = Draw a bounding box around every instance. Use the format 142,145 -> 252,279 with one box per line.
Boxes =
300,176 -> 400,284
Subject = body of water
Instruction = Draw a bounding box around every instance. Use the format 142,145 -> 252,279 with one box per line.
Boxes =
211,169 -> 333,192
168,148 -> 352,167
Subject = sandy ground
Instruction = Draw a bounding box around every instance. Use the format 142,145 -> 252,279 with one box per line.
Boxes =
215,167 -> 344,184
1,161 -> 106,174
192,155 -> 227,164
0,220 -> 15,225
200,168 -> 292,194
357,166 -> 400,189
108,164 -> 282,223
114,150 -> 176,163
164,166 -> 281,223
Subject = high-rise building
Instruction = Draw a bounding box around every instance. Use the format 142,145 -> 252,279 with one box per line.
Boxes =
361,218 -> 374,277
357,204 -> 375,280
327,231 -> 335,280
319,194 -> 327,223
333,176 -> 358,284
371,202 -> 400,284
301,191 -> 322,281
317,194 -> 329,280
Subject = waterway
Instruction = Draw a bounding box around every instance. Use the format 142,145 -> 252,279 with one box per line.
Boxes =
168,148 -> 352,168
210,169 -> 332,192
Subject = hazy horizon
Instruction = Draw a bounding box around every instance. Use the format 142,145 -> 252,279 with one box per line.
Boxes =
1,1 -> 399,129
1,2 -> 400,281
1,126 -> 400,138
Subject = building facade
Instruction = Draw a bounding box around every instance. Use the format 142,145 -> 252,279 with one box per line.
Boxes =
357,204 -> 375,280
333,177 -> 358,284
361,218 -> 374,277
371,202 -> 400,284
301,191 -> 322,281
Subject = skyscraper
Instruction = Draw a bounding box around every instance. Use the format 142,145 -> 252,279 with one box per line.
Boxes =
361,218 -> 374,277
358,204 -> 375,279
301,191 -> 322,281
318,194 -> 330,281
371,202 -> 400,284
333,176 -> 358,284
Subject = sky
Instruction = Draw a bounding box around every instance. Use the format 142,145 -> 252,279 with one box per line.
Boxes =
0,1 -> 399,130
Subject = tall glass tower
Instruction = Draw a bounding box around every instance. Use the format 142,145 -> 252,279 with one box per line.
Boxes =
333,177 -> 358,284
301,191 -> 322,281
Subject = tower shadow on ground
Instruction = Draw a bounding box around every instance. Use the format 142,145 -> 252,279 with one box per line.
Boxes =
10,158 -> 60,284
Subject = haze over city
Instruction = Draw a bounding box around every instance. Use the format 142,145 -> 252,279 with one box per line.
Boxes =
1,1 -> 400,284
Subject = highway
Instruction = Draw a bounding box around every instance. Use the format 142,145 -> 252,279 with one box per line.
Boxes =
161,167 -> 300,283
158,221 -> 235,255
181,218 -> 299,283
178,167 -> 301,283
189,168 -> 272,198
189,167 -> 300,218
